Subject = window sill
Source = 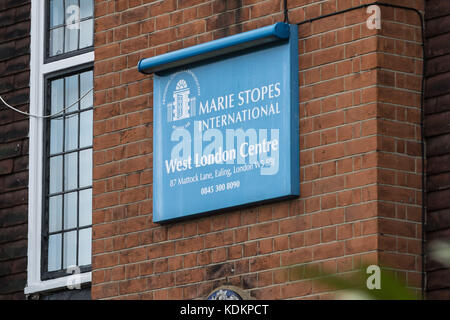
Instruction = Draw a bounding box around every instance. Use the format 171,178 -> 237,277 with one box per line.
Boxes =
25,272 -> 91,295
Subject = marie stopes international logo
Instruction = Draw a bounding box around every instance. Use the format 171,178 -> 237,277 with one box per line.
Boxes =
167,79 -> 197,122
162,70 -> 200,126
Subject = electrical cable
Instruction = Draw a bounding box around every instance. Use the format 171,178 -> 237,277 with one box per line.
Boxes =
0,87 -> 93,119
290,1 -> 427,299
284,0 -> 290,24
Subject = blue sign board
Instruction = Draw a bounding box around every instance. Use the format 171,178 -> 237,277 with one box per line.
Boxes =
139,23 -> 299,223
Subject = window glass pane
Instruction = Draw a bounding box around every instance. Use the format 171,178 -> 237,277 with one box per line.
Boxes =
80,70 -> 93,110
51,78 -> 64,114
48,234 -> 62,272
50,117 -> 64,154
79,19 -> 93,49
80,110 -> 93,148
65,0 -> 80,45
50,0 -> 64,27
65,114 -> 78,151
65,0 -> 78,14
64,152 -> 78,191
65,0 -> 79,29
80,0 -> 93,19
49,195 -> 62,232
64,26 -> 79,53
65,74 -> 79,112
49,27 -> 64,57
79,228 -> 91,266
79,189 -> 92,227
64,192 -> 77,229
79,149 -> 92,188
63,231 -> 77,268
49,155 -> 62,194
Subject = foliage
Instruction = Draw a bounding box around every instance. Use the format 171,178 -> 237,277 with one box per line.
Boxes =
291,263 -> 418,300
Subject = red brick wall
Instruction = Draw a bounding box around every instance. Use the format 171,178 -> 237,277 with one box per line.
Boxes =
376,2 -> 424,292
91,0 -> 424,299
0,0 -> 30,300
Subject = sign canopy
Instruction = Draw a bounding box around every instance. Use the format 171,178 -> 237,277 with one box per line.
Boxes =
138,23 -> 299,223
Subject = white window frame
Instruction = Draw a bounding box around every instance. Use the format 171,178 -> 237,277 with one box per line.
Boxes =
26,0 -> 94,295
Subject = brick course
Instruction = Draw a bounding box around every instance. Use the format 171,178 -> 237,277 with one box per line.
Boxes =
92,0 -> 424,299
